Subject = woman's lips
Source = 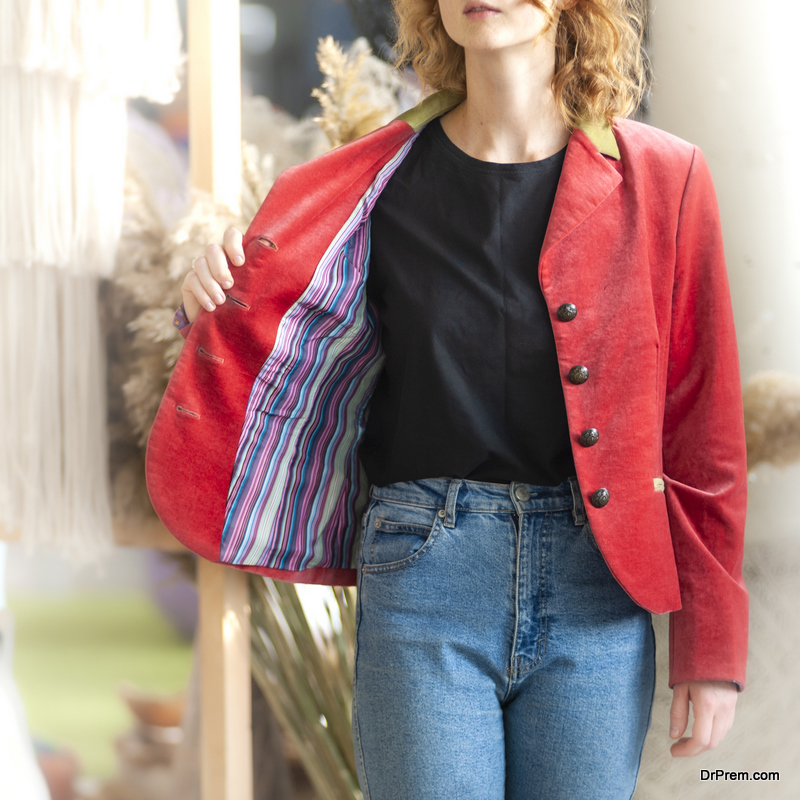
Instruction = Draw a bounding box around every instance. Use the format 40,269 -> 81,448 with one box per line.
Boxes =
464,3 -> 501,17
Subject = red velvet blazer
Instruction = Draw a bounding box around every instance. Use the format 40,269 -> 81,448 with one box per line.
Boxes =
146,90 -> 748,689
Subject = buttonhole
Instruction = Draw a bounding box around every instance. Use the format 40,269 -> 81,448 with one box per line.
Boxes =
176,405 -> 200,419
226,295 -> 250,310
258,236 -> 278,251
197,346 -> 224,364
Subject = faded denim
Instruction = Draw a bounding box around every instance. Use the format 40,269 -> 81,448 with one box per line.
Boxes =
352,476 -> 655,800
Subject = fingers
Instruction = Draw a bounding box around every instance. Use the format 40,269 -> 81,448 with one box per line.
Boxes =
671,692 -> 714,757
184,256 -> 222,316
180,228 -> 244,324
669,681 -> 738,758
669,682 -> 689,740
223,226 -> 245,268
181,268 -> 213,322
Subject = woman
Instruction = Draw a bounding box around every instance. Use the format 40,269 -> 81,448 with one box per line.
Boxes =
149,1 -> 747,797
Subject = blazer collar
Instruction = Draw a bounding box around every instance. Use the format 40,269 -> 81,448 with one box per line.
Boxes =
394,88 -> 621,160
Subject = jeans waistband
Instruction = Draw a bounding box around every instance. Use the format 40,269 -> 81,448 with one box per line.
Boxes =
370,476 -> 587,527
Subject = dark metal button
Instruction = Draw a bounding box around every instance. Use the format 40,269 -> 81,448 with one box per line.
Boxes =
557,303 -> 577,322
579,428 -> 600,447
568,365 -> 589,384
590,488 -> 610,508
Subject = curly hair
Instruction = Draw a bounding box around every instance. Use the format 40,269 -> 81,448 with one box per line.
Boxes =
391,0 -> 649,127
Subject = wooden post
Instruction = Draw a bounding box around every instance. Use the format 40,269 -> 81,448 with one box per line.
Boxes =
197,560 -> 252,800
189,0 -> 243,213
188,2 -> 252,799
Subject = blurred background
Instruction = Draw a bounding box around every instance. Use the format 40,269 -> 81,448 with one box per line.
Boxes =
1,1 -> 799,799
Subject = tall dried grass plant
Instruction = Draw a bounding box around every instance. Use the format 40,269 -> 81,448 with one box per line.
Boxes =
250,578 -> 362,800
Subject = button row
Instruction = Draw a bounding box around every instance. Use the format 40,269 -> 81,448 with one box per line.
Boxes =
557,301 -> 608,508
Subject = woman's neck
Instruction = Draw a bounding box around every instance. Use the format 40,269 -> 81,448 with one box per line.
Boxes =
439,36 -> 570,164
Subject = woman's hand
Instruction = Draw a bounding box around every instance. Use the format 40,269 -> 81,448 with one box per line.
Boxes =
669,680 -> 738,757
181,226 -> 245,324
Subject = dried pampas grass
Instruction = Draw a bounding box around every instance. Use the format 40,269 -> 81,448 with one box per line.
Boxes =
312,36 -> 404,148
743,370 -> 800,471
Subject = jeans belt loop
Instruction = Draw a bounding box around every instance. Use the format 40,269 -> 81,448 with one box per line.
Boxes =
444,479 -> 462,528
568,475 -> 586,527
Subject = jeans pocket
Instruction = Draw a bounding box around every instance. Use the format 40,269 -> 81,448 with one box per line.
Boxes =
362,500 -> 442,573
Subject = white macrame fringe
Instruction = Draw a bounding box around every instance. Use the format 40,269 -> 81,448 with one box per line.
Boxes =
0,267 -> 112,562
0,0 -> 183,558
0,0 -> 183,276
0,0 -> 183,102
0,67 -> 128,276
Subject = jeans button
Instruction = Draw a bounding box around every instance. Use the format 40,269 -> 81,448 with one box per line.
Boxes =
514,485 -> 531,502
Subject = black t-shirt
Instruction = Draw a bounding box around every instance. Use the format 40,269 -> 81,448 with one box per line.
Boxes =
361,117 -> 575,487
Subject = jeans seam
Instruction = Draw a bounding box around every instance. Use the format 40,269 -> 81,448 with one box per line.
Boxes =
514,511 -> 552,677
528,511 -> 552,673
508,511 -> 553,684
504,509 -> 524,694
352,569 -> 371,800
627,619 -> 657,800
569,475 -> 586,526
353,697 -> 371,800
368,496 -> 439,509
365,498 -> 572,515
459,504 -> 572,514
533,511 -> 551,670
583,520 -> 603,558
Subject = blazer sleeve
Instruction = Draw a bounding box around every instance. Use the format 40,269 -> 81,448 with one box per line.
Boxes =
663,146 -> 749,690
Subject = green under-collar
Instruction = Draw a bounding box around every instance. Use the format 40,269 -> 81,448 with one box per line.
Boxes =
394,88 -> 621,160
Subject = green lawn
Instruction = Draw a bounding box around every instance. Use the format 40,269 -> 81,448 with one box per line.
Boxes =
9,592 -> 193,778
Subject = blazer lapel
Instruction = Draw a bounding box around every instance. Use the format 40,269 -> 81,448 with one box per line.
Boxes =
540,125 -> 623,258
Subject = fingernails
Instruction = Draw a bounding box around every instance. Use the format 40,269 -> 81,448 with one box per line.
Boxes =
234,256 -> 244,265
222,278 -> 233,288
670,727 -> 679,738
205,301 -> 215,312
213,292 -> 225,304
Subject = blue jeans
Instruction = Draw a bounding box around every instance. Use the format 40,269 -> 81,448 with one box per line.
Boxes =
352,476 -> 655,800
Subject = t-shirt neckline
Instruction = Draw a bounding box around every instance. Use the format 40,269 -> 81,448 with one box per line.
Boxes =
428,117 -> 568,174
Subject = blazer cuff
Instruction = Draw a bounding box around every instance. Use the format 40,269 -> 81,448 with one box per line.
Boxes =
173,303 -> 192,340
667,581 -> 749,691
